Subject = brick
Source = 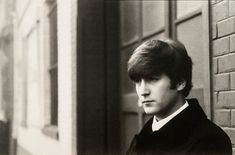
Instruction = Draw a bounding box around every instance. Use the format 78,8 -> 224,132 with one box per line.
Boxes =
217,91 -> 235,108
213,37 -> 229,56
212,0 -> 228,22
223,128 -> 235,144
229,0 -> 235,16
230,34 -> 235,52
214,109 -> 231,127
218,53 -> 235,73
231,110 -> 235,127
214,73 -> 230,91
212,23 -> 217,39
213,58 -> 218,74
231,72 -> 235,89
218,17 -> 235,37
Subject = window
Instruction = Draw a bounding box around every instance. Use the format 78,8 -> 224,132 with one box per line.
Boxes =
48,0 -> 58,126
42,0 -> 58,139
120,0 -> 210,151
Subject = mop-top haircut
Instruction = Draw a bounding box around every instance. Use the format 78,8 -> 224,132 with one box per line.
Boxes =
127,38 -> 193,97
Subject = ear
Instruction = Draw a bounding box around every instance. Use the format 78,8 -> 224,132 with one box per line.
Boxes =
176,80 -> 186,91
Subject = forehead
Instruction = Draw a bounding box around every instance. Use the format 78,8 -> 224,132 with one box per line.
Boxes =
142,73 -> 169,80
134,73 -> 172,84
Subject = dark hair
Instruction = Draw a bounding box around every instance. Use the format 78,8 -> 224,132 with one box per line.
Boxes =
127,38 -> 193,97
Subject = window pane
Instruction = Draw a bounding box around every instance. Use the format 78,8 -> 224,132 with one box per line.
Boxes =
142,1 -> 165,37
120,1 -> 140,46
120,43 -> 140,94
48,3 -> 58,126
49,6 -> 58,65
50,67 -> 58,125
177,15 -> 203,89
176,0 -> 204,18
147,32 -> 166,41
122,114 -> 139,153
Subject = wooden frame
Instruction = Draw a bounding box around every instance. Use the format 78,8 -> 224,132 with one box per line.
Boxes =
170,1 -> 211,118
76,0 -> 120,154
119,0 -> 211,152
42,0 -> 59,139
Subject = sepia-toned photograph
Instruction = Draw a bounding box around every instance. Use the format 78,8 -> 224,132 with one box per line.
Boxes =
0,0 -> 234,155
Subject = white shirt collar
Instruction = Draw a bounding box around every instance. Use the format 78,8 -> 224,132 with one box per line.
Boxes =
152,101 -> 189,132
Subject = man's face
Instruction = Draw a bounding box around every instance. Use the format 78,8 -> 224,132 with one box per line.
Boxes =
135,74 -> 181,119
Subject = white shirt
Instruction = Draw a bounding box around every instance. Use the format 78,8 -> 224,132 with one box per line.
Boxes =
152,101 -> 189,132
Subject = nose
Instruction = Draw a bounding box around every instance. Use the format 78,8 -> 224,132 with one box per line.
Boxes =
137,79 -> 150,97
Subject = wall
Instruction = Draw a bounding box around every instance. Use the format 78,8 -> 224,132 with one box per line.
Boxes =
212,0 -> 235,153
0,0 -> 14,154
57,0 -> 77,154
13,0 -> 77,155
0,0 -> 14,122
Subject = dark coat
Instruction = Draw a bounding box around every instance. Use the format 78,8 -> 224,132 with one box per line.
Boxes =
126,99 -> 232,155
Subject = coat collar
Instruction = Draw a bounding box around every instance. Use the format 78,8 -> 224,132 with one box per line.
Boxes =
136,98 -> 207,148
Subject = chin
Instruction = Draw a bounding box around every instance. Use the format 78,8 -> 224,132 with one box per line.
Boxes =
143,108 -> 159,115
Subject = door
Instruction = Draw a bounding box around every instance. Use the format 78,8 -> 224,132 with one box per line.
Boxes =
173,1 -> 211,116
119,0 -> 168,152
77,0 -> 120,154
119,0 -> 211,152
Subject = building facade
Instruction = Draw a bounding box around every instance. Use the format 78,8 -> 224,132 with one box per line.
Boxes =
212,0 -> 235,152
6,0 -> 235,155
0,0 -> 14,155
13,0 -> 77,154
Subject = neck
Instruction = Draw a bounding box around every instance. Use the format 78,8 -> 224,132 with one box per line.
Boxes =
155,95 -> 185,121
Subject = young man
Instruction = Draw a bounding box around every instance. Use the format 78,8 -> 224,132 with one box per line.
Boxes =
126,39 -> 232,155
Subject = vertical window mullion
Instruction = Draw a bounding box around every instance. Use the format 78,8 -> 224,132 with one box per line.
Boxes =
164,0 -> 171,38
165,0 -> 177,39
170,0 -> 177,39
49,65 -> 58,125
42,0 -> 59,139
48,1 -> 58,126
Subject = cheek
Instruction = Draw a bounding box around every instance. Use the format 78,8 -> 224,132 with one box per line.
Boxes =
135,85 -> 141,97
161,90 -> 178,104
135,85 -> 138,92
154,85 -> 172,100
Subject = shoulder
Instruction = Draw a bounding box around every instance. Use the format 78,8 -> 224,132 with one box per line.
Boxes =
191,118 -> 232,154
199,119 -> 230,140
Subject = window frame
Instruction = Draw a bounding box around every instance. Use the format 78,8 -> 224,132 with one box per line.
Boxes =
42,0 -> 59,140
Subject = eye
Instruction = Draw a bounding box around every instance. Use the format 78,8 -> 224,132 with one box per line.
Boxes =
132,78 -> 141,84
146,76 -> 160,82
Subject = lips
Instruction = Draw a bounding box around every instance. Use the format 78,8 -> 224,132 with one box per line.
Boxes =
142,100 -> 155,104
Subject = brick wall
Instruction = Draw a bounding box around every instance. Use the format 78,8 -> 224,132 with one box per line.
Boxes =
212,0 -> 235,153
